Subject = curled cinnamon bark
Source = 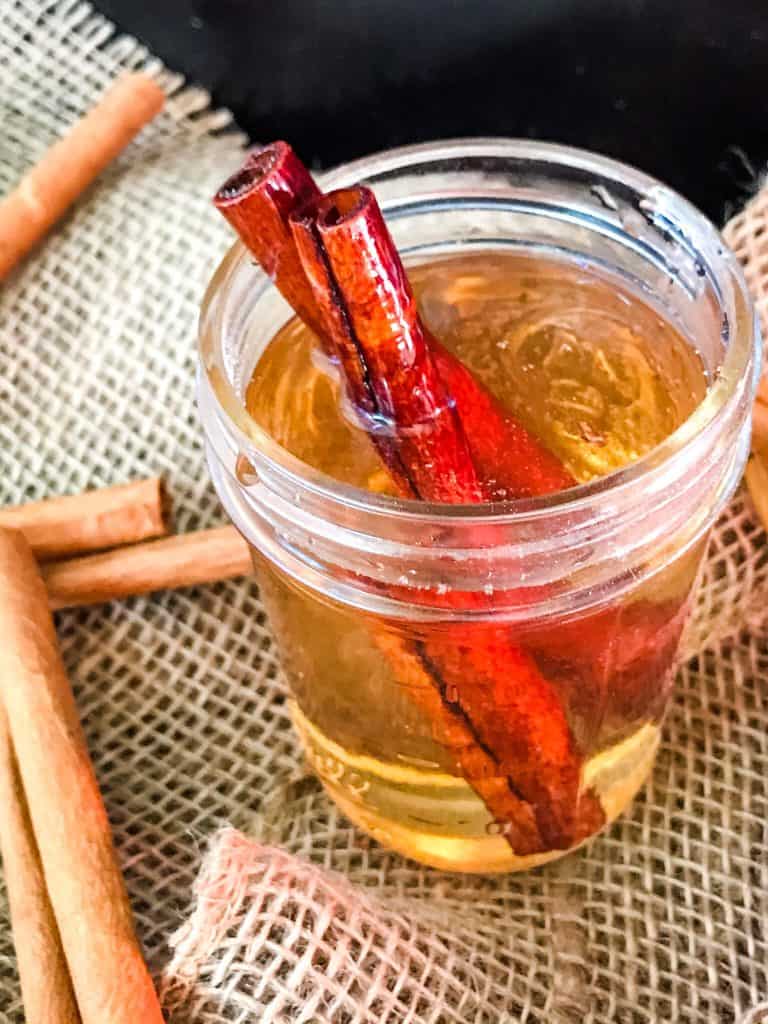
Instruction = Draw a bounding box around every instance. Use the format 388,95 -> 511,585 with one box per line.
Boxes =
214,144 -> 602,851
214,142 -> 325,339
292,184 -> 601,847
217,144 -> 415,494
215,143 -> 576,501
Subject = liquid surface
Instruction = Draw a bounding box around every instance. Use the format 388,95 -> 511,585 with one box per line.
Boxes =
246,251 -> 707,491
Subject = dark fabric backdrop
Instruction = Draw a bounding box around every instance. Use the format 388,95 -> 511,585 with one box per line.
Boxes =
98,0 -> 768,223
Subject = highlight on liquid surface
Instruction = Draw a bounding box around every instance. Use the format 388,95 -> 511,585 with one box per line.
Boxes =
244,251 -> 708,872
247,251 -> 707,493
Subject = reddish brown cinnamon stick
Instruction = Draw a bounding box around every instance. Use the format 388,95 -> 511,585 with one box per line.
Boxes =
215,142 -> 577,501
216,144 -> 415,495
214,142 -> 326,340
292,189 -> 483,503
431,347 -> 576,498
214,145 -> 598,850
375,632 -> 545,854
301,188 -> 577,503
292,185 -> 600,847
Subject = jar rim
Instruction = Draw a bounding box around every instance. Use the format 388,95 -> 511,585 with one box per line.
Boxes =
200,136 -> 759,526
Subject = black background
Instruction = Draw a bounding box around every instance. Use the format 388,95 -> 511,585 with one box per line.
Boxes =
99,0 -> 768,224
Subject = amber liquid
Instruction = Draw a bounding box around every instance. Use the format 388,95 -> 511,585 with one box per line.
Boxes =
246,252 -> 707,872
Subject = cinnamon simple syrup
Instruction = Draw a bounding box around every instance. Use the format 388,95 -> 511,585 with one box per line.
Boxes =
244,251 -> 708,871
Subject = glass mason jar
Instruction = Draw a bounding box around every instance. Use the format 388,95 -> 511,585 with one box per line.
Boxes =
198,139 -> 759,873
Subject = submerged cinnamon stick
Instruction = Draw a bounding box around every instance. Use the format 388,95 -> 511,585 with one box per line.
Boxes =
0,529 -> 164,1024
0,477 -> 169,560
292,185 -> 600,847
430,346 -> 576,498
375,632 -> 545,854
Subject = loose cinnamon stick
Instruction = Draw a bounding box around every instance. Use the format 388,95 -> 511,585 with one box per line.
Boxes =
0,73 -> 165,278
44,524 -> 252,609
746,452 -> 768,532
0,477 -> 169,561
0,710 -> 80,1024
0,529 -> 163,1024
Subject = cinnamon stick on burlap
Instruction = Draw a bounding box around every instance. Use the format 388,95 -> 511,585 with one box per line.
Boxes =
0,528 -> 163,1024
0,709 -> 80,1024
0,477 -> 169,560
43,524 -> 252,609
0,73 -> 165,278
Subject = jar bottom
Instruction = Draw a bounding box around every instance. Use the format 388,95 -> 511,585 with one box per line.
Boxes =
291,702 -> 660,873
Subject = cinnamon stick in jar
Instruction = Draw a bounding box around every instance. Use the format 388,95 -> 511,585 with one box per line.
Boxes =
0,477 -> 169,560
0,529 -> 163,1024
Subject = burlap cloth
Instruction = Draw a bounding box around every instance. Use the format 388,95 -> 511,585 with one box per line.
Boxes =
2,2 -> 768,1021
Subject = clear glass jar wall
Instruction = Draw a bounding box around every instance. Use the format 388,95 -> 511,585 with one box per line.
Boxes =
199,140 -> 759,871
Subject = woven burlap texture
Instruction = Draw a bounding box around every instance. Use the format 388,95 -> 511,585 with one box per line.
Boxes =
1,2 -> 768,1021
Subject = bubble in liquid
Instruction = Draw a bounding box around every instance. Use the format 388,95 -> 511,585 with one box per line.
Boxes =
235,453 -> 259,486
485,819 -> 514,836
